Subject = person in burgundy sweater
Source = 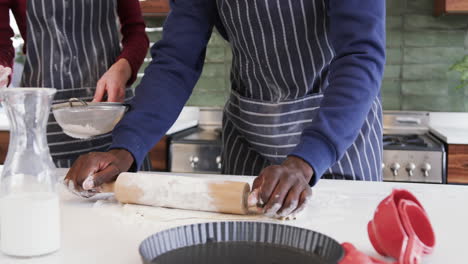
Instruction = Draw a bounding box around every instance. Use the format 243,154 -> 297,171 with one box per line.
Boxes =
0,0 -> 151,170
0,0 -> 25,87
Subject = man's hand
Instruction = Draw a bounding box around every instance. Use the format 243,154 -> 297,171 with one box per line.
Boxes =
64,149 -> 134,197
0,66 -> 12,88
248,156 -> 314,218
93,59 -> 132,103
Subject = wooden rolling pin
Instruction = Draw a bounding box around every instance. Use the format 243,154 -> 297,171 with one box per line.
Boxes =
101,172 -> 251,215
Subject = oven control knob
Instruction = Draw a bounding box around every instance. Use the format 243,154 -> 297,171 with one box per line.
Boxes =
406,163 -> 416,177
421,163 -> 432,177
390,163 -> 401,176
189,156 -> 199,168
216,156 -> 222,169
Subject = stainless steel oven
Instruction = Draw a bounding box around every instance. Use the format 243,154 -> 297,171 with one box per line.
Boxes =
168,108 -> 223,174
169,110 -> 447,182
383,111 -> 446,183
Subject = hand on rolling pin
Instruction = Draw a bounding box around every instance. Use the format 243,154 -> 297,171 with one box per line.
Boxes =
247,156 -> 313,219
0,66 -> 12,88
64,149 -> 134,198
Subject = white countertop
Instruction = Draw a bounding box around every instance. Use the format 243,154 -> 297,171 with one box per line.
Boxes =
0,172 -> 466,264
165,107 -> 199,135
430,112 -> 468,144
430,126 -> 468,145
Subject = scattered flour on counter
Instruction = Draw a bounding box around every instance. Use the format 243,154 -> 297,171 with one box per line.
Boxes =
91,174 -> 309,227
93,200 -> 107,208
91,199 -> 281,229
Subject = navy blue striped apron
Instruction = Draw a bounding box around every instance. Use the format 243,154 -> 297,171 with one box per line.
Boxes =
217,0 -> 383,181
21,0 -> 152,170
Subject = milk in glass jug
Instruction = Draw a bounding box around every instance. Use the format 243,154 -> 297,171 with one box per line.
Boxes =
0,88 -> 60,257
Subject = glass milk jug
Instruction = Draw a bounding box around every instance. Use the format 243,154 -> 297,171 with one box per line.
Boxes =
0,88 -> 60,257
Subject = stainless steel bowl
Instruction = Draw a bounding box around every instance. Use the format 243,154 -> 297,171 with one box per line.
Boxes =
52,98 -> 128,139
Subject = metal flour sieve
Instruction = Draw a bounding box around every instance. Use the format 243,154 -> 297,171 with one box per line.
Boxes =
52,98 -> 128,139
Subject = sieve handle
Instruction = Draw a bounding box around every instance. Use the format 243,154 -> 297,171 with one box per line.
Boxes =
68,98 -> 88,107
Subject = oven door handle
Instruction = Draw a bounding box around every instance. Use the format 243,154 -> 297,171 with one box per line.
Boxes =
395,117 -> 421,125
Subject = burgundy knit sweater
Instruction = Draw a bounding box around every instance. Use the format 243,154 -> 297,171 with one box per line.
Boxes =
0,0 -> 149,85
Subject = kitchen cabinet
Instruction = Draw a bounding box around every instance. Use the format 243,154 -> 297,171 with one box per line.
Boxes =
429,113 -> 468,184
447,144 -> 468,183
140,0 -> 170,16
0,131 -> 8,164
149,136 -> 168,171
434,0 -> 468,15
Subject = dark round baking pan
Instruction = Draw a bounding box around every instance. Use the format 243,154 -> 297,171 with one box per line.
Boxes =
139,221 -> 344,264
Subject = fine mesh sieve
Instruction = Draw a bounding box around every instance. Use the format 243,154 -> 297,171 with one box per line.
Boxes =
52,98 -> 128,139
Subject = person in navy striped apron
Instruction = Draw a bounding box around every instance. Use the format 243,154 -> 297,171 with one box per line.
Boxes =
19,0 -> 153,170
66,0 -> 385,217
